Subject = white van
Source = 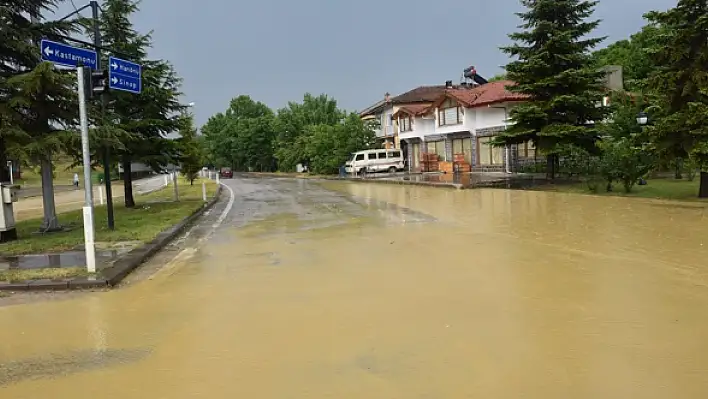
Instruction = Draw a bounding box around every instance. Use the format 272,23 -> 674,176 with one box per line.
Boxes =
344,149 -> 404,175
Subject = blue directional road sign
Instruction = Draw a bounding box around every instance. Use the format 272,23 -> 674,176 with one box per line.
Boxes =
108,56 -> 142,94
40,39 -> 97,69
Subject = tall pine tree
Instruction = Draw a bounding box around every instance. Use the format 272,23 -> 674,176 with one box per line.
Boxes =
646,0 -> 708,198
99,0 -> 182,207
498,0 -> 608,178
1,1 -> 76,231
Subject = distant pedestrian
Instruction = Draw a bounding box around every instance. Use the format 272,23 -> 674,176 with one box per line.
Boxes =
73,173 -> 79,189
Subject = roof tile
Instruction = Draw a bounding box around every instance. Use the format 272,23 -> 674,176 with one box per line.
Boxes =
391,85 -> 448,104
444,81 -> 529,108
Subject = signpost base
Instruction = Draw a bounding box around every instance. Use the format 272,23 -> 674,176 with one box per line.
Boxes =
83,206 -> 96,273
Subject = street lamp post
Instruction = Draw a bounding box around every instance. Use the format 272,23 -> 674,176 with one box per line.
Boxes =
636,112 -> 649,186
171,102 -> 196,202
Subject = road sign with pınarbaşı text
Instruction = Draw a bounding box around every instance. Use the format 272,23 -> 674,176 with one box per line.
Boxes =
40,39 -> 97,69
108,56 -> 142,94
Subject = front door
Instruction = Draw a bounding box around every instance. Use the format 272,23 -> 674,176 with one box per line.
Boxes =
412,142 -> 421,171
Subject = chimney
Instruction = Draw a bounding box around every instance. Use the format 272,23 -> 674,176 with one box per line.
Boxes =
384,92 -> 390,102
445,80 -> 453,89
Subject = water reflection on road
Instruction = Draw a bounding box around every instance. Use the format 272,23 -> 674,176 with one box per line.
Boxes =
2,177 -> 708,398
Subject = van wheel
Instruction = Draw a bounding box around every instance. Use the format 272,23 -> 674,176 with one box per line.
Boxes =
388,166 -> 397,174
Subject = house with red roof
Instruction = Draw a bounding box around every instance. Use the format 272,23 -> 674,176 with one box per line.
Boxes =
393,80 -> 531,172
360,85 -> 451,150
360,65 -> 623,172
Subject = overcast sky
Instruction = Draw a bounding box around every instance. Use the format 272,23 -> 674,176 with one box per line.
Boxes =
54,0 -> 676,127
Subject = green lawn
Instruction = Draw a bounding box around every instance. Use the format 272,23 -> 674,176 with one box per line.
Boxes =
539,178 -> 705,201
0,267 -> 92,283
15,158 -> 87,188
1,178 -> 218,256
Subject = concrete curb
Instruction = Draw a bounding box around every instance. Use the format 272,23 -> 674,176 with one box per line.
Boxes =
0,185 -> 223,292
238,172 -> 465,188
327,177 -> 465,190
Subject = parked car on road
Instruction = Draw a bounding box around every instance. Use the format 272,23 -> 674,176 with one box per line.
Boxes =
220,167 -> 233,178
344,149 -> 404,175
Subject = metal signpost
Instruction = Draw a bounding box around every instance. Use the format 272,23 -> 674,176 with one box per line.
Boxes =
40,39 -> 98,272
40,38 -> 143,273
77,66 -> 97,273
40,39 -> 97,69
108,56 -> 142,94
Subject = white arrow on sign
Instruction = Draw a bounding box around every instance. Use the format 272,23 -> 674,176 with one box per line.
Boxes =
111,77 -> 118,84
43,46 -> 53,57
111,62 -> 118,70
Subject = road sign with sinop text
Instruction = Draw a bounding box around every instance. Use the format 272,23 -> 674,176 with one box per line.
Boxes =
108,56 -> 142,94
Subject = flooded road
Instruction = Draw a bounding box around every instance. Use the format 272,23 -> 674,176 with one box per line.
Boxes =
2,176 -> 708,398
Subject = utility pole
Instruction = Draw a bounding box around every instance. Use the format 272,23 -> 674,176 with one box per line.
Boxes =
90,0 -> 115,230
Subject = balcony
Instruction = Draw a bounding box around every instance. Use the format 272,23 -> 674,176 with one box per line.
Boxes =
375,126 -> 397,138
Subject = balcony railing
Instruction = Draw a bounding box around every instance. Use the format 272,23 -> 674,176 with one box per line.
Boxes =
375,126 -> 397,137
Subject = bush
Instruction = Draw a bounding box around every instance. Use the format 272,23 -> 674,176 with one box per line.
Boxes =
598,137 -> 655,193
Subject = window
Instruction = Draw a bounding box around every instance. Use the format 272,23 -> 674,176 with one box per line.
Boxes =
478,137 -> 503,166
452,138 -> 473,164
517,141 -> 536,159
400,116 -> 412,132
438,106 -> 462,126
388,151 -> 401,159
355,154 -> 365,161
427,141 -> 446,161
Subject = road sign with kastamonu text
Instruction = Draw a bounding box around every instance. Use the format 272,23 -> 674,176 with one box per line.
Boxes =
40,39 -> 97,69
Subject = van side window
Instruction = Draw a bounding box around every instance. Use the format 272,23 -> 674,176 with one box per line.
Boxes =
378,152 -> 387,159
356,154 -> 365,161
368,153 -> 377,160
389,151 -> 401,158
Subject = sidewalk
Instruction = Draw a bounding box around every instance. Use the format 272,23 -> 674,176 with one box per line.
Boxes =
16,185 -> 74,199
14,176 -> 168,222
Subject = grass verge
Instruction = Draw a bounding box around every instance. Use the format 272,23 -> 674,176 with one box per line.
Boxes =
535,178 -> 705,202
1,178 -> 218,257
0,267 -> 92,283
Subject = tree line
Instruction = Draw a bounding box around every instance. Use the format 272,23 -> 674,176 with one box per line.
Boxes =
497,0 -> 708,198
0,0 -> 199,232
201,94 -> 377,175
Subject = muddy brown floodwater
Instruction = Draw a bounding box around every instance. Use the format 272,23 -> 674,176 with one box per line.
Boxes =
2,176 -> 708,398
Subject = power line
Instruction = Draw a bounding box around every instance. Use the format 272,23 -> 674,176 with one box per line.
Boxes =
70,0 -> 81,15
